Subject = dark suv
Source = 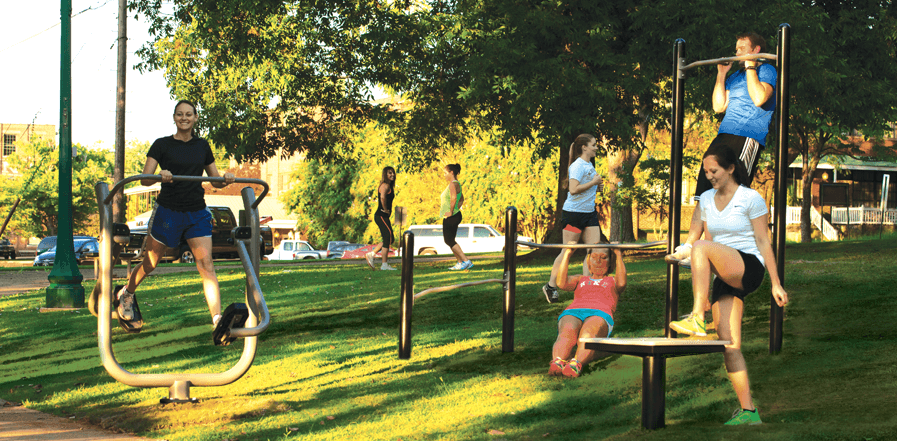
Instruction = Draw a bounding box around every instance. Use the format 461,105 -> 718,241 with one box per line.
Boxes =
0,239 -> 15,259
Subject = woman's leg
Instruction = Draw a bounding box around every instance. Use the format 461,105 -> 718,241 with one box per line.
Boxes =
450,243 -> 468,263
572,316 -> 610,365
125,235 -> 167,293
713,295 -> 754,410
580,226 -> 602,274
688,240 -> 746,316
186,236 -> 221,320
548,229 -> 582,287
552,315 -> 583,360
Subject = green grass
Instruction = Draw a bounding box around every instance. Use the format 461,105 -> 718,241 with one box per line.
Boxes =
2,237 -> 897,440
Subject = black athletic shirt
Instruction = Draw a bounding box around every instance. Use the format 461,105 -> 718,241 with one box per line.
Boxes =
377,183 -> 394,216
146,135 -> 215,212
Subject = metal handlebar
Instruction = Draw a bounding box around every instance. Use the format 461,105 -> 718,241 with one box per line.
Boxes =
679,53 -> 778,72
515,240 -> 666,250
103,174 -> 269,209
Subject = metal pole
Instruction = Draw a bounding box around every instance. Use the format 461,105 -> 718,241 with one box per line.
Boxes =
642,356 -> 666,430
502,206 -> 517,352
112,0 -> 127,223
398,231 -> 414,359
665,39 -> 686,338
47,0 -> 84,308
771,24 -> 790,355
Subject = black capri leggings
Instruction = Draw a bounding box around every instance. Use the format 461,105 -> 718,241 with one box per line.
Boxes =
374,210 -> 393,248
442,212 -> 462,248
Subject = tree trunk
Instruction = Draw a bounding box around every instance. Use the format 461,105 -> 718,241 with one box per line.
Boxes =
800,154 -> 813,243
607,148 -> 641,242
543,133 -> 573,245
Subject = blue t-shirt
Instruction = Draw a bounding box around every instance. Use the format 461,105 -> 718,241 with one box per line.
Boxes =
717,63 -> 777,145
563,158 -> 599,213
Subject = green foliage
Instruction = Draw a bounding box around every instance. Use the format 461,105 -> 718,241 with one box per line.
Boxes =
0,138 -> 111,238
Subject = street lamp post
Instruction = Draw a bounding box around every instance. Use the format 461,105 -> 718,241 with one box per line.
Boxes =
46,0 -> 84,308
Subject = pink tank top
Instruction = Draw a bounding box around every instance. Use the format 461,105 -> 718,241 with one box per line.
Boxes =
566,275 -> 618,318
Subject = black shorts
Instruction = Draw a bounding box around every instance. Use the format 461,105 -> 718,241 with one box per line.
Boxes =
561,210 -> 602,232
695,134 -> 763,200
374,210 -> 393,247
443,212 -> 462,248
711,250 -> 766,304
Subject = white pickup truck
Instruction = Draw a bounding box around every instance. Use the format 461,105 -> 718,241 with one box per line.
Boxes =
407,224 -> 533,256
265,240 -> 328,260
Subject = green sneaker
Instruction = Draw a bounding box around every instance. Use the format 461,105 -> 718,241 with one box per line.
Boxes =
670,313 -> 707,337
725,408 -> 762,425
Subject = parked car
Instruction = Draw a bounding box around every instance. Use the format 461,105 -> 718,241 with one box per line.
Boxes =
0,238 -> 15,259
36,235 -> 96,256
122,206 -> 274,263
33,237 -> 99,266
331,243 -> 366,259
325,241 -> 350,259
265,240 -> 328,260
406,224 -> 533,256
340,243 -> 398,260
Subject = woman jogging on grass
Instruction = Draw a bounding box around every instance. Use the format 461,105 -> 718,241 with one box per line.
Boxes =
667,143 -> 788,425
549,243 -> 625,378
542,133 -> 605,303
366,166 -> 397,271
115,99 -> 236,343
441,164 -> 472,271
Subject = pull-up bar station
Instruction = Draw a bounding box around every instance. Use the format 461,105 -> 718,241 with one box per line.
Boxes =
582,24 -> 791,429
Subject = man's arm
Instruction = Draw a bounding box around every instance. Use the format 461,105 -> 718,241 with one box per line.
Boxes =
744,63 -> 774,107
712,64 -> 731,113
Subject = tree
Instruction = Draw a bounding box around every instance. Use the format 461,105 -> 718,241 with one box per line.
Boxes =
0,138 -> 112,238
783,1 -> 897,242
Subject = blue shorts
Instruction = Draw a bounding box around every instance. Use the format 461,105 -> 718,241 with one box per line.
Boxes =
148,204 -> 213,248
558,308 -> 615,337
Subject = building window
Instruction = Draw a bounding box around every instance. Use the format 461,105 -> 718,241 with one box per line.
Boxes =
3,134 -> 15,156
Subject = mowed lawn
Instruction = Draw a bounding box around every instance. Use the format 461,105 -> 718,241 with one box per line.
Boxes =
1,236 -> 896,441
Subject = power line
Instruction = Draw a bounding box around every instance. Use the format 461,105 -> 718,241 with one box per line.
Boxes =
0,0 -> 112,54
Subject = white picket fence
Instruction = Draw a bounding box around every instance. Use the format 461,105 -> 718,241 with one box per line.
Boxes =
831,207 -> 897,225
773,206 -> 840,241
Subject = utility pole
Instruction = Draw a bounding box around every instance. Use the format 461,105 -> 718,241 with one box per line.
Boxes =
47,0 -> 84,308
113,0 -> 127,222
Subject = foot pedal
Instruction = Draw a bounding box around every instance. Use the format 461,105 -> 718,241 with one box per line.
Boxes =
113,284 -> 144,333
213,303 -> 249,346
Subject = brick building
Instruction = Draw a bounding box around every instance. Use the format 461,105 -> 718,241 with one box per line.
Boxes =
0,123 -> 55,175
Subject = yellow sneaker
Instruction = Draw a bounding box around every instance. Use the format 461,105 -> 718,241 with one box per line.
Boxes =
670,313 -> 707,337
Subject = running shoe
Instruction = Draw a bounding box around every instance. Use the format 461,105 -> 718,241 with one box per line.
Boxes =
725,408 -> 763,425
381,263 -> 397,271
670,313 -> 707,337
562,359 -> 583,378
460,260 -> 474,270
665,243 -> 692,269
549,357 -> 567,376
448,262 -> 464,271
365,251 -> 376,270
116,286 -> 135,321
542,284 -> 560,304
113,285 -> 143,333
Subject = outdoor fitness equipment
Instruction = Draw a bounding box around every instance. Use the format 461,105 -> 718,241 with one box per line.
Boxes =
581,24 -> 792,430
397,206 -> 666,360
90,174 -> 271,403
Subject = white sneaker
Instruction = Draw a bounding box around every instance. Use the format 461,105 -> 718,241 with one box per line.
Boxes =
448,262 -> 464,271
381,263 -> 397,271
116,287 -> 135,321
664,243 -> 692,268
365,251 -> 376,270
460,260 -> 473,270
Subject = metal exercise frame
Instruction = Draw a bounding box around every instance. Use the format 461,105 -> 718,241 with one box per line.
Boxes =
93,174 -> 271,403
672,24 -> 791,354
582,24 -> 792,430
399,207 -> 519,359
